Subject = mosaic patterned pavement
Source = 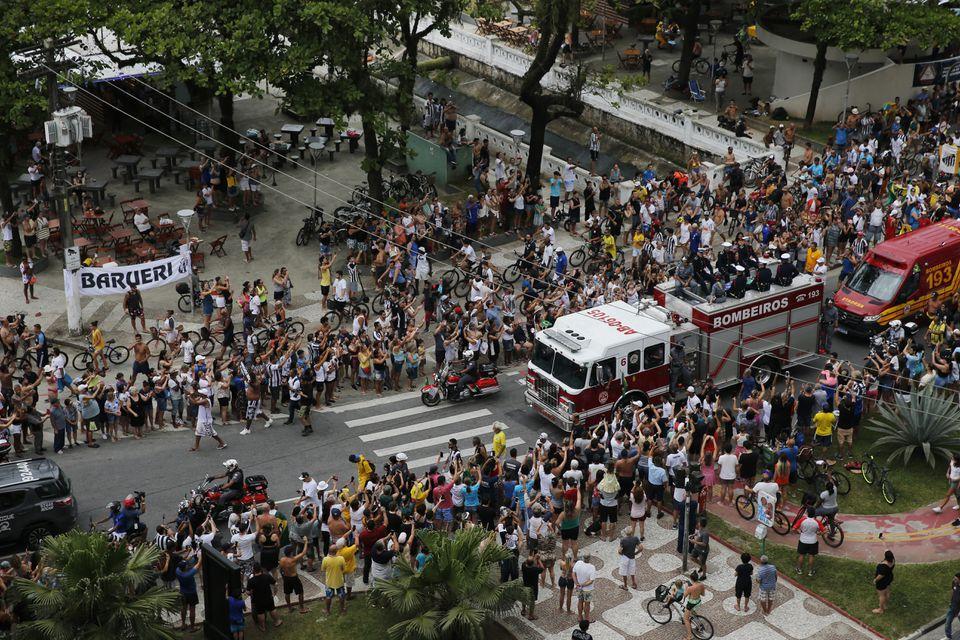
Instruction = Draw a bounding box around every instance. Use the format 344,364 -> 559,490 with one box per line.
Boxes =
501,514 -> 883,640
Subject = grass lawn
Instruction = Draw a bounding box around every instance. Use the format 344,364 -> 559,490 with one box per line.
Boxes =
180,596 -> 398,640
780,425 -> 946,515
709,516 -> 951,639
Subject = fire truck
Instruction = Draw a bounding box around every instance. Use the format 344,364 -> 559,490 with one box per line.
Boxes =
525,274 -> 823,431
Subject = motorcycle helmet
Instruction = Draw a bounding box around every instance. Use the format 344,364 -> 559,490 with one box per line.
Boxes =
222,459 -> 239,472
123,495 -> 137,508
463,349 -> 474,360
178,500 -> 190,512
890,320 -> 902,328
106,501 -> 120,513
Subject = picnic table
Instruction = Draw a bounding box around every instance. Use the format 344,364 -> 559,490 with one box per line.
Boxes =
16,173 -> 32,187
113,154 -> 143,184
155,147 -> 181,172
138,168 -> 165,194
109,228 -> 133,245
620,48 -> 642,70
71,179 -> 110,207
195,139 -> 218,157
281,123 -> 305,147
174,160 -> 200,187
66,165 -> 87,178
316,118 -> 335,138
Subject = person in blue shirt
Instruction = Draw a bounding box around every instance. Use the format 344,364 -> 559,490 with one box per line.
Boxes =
646,457 -> 667,518
177,555 -> 202,632
548,171 -> 562,216
642,165 -> 657,183
227,588 -> 246,639
415,549 -> 432,570
554,247 -> 568,278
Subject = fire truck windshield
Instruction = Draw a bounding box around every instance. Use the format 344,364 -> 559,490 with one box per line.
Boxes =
532,341 -> 587,389
846,262 -> 903,302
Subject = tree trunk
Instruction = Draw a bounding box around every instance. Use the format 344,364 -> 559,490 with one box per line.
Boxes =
360,114 -> 385,204
804,42 -> 828,125
397,44 -> 419,132
525,101 -> 550,186
676,0 -> 702,87
216,91 -> 239,151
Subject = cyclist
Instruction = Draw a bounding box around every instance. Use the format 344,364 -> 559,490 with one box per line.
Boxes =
815,479 -> 840,532
89,320 -> 107,372
668,571 -> 706,640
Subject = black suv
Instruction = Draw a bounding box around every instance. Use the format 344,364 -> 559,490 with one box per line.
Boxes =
0,459 -> 78,549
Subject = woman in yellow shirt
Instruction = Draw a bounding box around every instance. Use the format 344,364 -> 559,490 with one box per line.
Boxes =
492,422 -> 507,458
318,254 -> 336,309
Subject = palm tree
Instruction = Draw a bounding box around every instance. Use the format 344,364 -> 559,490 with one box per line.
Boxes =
13,530 -> 180,640
372,527 -> 528,640
867,385 -> 960,467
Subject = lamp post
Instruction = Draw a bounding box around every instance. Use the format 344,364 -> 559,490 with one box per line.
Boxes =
842,53 -> 860,125
308,142 -> 324,212
510,129 -> 526,170
176,209 -> 196,311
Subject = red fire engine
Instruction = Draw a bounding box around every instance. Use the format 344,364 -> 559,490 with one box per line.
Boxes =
525,274 -> 823,431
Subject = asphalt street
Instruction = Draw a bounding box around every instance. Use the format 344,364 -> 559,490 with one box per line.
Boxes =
57,320 -> 864,531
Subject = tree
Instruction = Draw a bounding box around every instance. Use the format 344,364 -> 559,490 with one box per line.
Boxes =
793,0 -> 960,124
102,0 -> 277,146
520,0 -> 585,186
372,527 -> 528,640
672,0 -> 703,89
13,530 -> 179,640
867,386 -> 960,467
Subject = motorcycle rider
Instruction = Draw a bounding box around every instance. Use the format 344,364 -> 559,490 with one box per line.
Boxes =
99,494 -> 146,541
208,459 -> 245,507
454,349 -> 479,399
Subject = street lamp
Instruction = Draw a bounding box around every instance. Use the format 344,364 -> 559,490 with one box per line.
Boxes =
509,129 -> 526,172
308,142 -> 324,211
176,209 -> 196,311
842,52 -> 860,124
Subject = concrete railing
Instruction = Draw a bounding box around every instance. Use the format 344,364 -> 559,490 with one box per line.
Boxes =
423,21 -> 768,160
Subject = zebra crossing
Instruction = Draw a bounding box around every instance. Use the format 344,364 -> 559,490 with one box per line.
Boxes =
332,394 -> 529,470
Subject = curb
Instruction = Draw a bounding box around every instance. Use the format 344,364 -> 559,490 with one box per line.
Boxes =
706,530 -> 892,640
898,615 -> 945,640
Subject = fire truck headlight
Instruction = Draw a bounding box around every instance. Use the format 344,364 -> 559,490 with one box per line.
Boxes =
864,315 -> 880,322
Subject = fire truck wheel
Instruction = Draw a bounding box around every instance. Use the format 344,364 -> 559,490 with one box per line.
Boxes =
750,355 -> 781,385
613,390 -> 650,416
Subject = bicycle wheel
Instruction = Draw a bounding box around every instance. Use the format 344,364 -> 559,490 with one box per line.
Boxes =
833,471 -> 851,496
145,337 -> 166,354
862,461 -> 876,485
454,277 -> 471,299
691,614 -> 714,640
672,59 -> 682,73
503,264 -> 522,284
178,294 -> 193,314
107,345 -> 130,365
182,330 -> 201,346
881,478 -> 896,505
285,321 -> 305,340
255,328 -> 271,346
695,59 -> 711,75
195,337 -> 216,356
372,292 -> 387,314
323,311 -> 342,331
296,228 -> 309,246
569,248 -> 586,267
645,598 -> 672,624
350,302 -> 370,317
799,457 -> 817,482
822,523 -> 845,548
772,510 -> 790,536
734,495 -> 756,520
72,351 -> 92,371
350,185 -> 368,203
440,269 -> 460,291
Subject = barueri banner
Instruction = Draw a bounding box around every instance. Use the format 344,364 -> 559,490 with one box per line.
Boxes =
64,250 -> 192,297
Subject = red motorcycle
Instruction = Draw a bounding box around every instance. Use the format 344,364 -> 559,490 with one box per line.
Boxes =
421,361 -> 501,406
189,475 -> 269,521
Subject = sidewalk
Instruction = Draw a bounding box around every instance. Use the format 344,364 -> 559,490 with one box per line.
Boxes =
710,497 -> 960,564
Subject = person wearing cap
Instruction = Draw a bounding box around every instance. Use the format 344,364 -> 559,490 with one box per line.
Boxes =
729,264 -> 747,299
756,555 -> 778,614
774,252 -> 798,286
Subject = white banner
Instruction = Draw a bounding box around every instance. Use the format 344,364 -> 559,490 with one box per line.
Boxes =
939,144 -> 959,175
63,250 -> 192,297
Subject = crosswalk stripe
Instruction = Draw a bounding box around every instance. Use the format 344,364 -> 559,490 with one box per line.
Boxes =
345,404 -> 444,428
82,298 -> 106,317
358,409 -> 492,442
373,423 -> 502,457
101,303 -> 129,332
403,438 -> 525,469
327,391 -> 422,414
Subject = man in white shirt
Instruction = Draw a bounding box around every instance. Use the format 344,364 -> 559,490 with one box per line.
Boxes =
133,211 -> 153,236
573,554 -> 597,622
181,334 -> 195,366
298,471 -> 326,511
457,240 -> 477,267
332,272 -> 349,310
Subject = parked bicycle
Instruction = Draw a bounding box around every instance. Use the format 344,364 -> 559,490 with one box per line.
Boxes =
322,300 -> 370,331
72,339 -> 130,370
862,454 -> 896,505
295,207 -> 325,246
255,318 -> 305,346
672,57 -> 711,75
646,584 -> 714,640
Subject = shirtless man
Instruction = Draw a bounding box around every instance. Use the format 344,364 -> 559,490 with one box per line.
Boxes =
327,506 -> 350,540
241,372 -> 273,435
0,317 -> 15,360
124,285 -> 147,332
278,543 -> 309,613
682,572 -> 707,640
130,334 -> 151,385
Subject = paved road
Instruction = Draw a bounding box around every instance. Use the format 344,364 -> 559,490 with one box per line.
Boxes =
56,366 -> 542,525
